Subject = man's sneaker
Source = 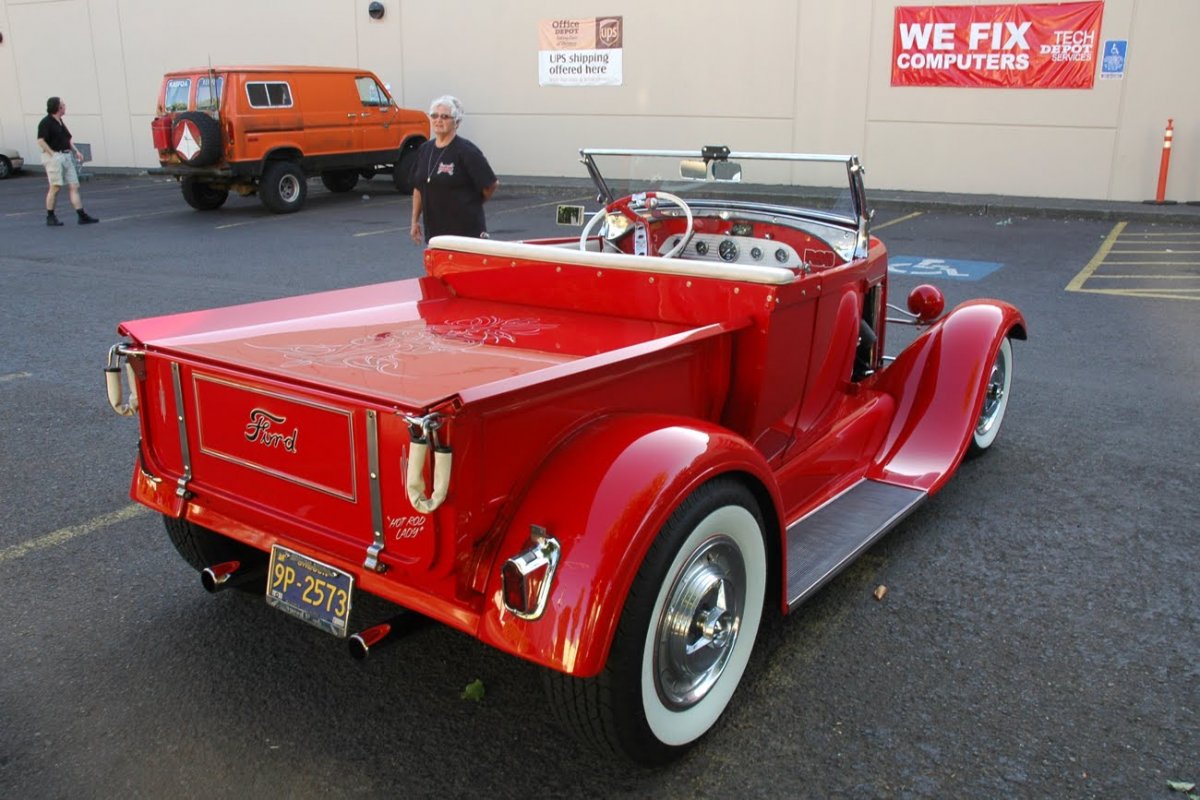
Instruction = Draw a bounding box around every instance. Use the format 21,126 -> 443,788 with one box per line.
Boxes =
77,210 -> 99,225
46,213 -> 64,227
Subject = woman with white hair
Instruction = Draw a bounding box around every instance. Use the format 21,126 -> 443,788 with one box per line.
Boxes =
409,95 -> 498,243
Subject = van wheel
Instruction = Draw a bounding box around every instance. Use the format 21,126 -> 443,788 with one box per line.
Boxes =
321,170 -> 359,193
171,112 -> 223,167
392,148 -> 418,195
163,516 -> 267,593
545,479 -> 767,765
260,161 -> 307,213
180,178 -> 229,210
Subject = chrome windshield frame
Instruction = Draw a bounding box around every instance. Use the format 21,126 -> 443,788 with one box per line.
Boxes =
578,147 -> 871,259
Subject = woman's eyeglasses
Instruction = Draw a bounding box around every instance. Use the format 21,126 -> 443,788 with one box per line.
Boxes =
429,113 -> 453,120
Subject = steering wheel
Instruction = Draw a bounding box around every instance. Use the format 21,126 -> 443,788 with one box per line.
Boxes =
579,191 -> 694,258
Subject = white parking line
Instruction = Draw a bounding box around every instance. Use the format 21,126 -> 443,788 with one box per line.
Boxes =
354,226 -> 405,238
80,180 -> 180,196
0,371 -> 32,382
96,209 -> 179,223
0,504 -> 151,565
874,211 -> 923,230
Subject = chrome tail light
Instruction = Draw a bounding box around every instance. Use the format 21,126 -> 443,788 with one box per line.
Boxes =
501,526 -> 561,620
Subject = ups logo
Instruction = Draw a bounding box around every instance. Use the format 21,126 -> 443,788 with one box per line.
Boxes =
597,17 -> 622,48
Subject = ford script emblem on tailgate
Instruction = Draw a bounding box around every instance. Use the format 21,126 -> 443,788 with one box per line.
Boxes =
193,374 -> 355,500
245,408 -> 299,453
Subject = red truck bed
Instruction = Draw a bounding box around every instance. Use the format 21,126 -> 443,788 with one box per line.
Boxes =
119,278 -> 707,410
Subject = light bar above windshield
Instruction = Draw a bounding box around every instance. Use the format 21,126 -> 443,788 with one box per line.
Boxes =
579,148 -> 856,164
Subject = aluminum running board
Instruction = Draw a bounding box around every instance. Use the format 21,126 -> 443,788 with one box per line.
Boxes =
785,479 -> 926,610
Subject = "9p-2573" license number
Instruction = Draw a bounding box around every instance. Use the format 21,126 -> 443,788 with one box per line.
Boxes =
265,545 -> 354,637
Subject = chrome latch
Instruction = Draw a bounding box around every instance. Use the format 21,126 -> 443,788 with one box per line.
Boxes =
403,412 -> 452,515
105,342 -> 142,417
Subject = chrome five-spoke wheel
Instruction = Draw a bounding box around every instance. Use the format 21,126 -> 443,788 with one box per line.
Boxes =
545,478 -> 766,765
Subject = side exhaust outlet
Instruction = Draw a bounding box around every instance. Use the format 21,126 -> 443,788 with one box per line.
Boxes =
349,622 -> 393,660
200,560 -> 265,593
348,612 -> 422,660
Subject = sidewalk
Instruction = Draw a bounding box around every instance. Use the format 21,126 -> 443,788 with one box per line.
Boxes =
863,186 -> 1200,225
499,174 -> 1200,225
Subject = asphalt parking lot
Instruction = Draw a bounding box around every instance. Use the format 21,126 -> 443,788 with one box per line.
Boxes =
0,170 -> 1197,799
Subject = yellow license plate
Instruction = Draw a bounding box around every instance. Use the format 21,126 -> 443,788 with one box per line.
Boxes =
265,545 -> 354,638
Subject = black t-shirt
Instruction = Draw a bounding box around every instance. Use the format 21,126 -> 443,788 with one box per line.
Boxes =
411,136 -> 497,240
37,115 -> 72,152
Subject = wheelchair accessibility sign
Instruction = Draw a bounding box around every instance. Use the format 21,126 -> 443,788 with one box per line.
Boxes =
1101,40 -> 1127,80
889,256 -> 1002,281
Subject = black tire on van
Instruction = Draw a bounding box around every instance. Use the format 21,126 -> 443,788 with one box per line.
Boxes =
172,111 -> 223,167
321,170 -> 359,193
260,160 -> 307,213
393,147 -> 419,195
181,177 -> 229,210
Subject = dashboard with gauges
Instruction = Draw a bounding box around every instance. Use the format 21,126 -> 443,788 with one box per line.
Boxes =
660,230 -> 804,268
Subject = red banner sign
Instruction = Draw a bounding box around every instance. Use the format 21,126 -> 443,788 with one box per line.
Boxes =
892,2 -> 1104,88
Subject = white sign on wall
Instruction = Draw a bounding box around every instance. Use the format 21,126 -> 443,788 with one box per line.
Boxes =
538,17 -> 623,87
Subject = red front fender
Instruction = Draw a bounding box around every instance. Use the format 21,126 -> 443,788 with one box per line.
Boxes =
476,413 -> 781,677
871,300 -> 1027,493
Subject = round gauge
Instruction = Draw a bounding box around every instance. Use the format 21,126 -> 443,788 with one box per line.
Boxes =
718,239 -> 739,262
695,240 -> 709,256
749,246 -> 763,261
774,248 -> 789,263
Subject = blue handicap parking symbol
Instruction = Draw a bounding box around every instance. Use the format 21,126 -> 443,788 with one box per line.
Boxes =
1101,40 -> 1127,79
888,255 -> 1003,281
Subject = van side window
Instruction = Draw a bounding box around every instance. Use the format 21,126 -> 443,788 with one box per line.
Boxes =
164,78 -> 191,112
246,81 -> 293,108
355,77 -> 392,107
196,77 -> 224,112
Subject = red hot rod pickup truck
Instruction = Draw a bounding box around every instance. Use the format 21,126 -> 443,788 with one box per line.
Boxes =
106,147 -> 1025,764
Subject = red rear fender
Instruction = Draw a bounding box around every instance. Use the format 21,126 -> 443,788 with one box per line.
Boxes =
476,414 -> 781,677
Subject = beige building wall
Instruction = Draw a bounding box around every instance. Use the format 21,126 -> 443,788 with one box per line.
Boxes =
0,0 -> 1194,202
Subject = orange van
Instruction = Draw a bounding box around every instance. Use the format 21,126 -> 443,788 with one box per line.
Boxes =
151,65 -> 429,213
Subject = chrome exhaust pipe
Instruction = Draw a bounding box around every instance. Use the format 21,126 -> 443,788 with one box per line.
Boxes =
200,560 -> 265,593
348,612 -> 423,660
349,622 -> 392,660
